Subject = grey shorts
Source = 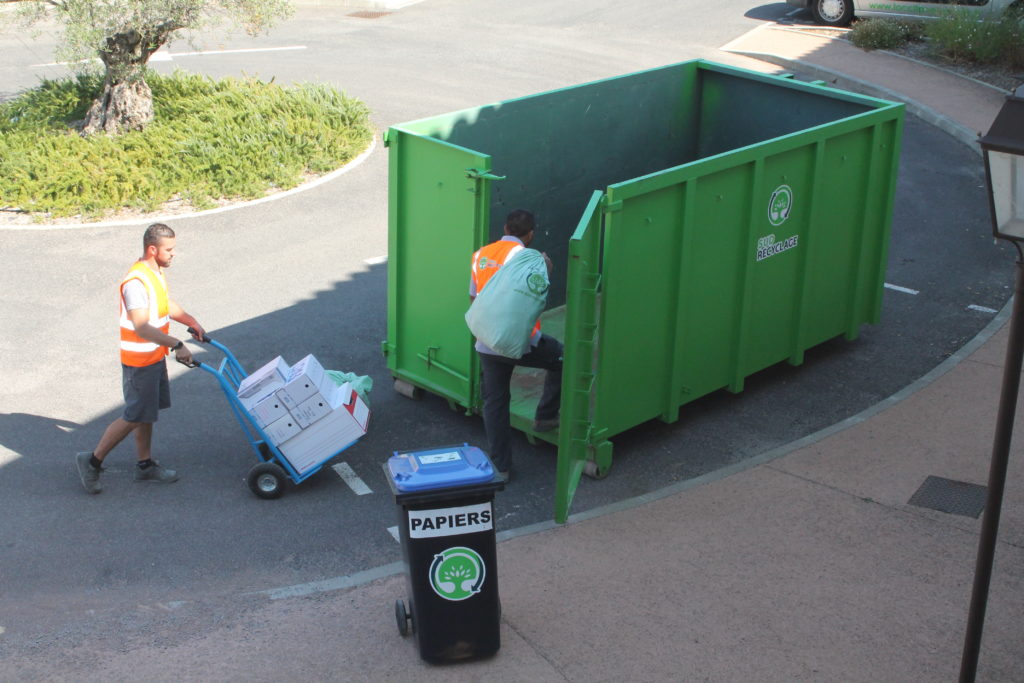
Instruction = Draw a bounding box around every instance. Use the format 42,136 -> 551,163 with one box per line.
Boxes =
122,361 -> 171,423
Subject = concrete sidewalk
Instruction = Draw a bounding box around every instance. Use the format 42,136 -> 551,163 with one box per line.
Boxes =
10,24 -> 1022,683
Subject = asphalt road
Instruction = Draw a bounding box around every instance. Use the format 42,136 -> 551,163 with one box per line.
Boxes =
0,0 -> 1009,654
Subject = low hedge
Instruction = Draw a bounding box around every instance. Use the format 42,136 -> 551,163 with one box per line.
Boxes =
0,70 -> 373,218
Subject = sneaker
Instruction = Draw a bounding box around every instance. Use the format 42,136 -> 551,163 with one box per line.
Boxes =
75,451 -> 102,494
533,416 -> 559,432
135,460 -> 178,483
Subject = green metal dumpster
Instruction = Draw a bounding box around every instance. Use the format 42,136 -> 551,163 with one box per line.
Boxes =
382,59 -> 904,523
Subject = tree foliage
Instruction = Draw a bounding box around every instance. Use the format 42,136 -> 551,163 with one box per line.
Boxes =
14,0 -> 294,134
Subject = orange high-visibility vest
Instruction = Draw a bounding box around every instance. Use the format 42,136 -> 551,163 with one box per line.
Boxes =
471,239 -> 542,338
119,261 -> 170,367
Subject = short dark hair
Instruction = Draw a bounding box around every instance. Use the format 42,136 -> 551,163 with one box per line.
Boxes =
143,223 -> 175,250
505,209 -> 535,238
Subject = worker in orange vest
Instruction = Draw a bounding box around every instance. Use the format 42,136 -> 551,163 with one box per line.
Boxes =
75,223 -> 206,494
470,209 -> 562,482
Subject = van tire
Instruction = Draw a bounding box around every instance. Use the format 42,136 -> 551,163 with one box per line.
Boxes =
811,0 -> 854,26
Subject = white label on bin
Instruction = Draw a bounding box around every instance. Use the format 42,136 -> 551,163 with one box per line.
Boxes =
408,502 -> 492,539
417,451 -> 461,465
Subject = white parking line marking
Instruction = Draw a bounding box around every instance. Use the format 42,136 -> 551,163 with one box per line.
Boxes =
387,526 -> 400,542
32,45 -> 306,67
968,304 -> 998,314
172,46 -> 307,58
365,255 -> 388,265
332,463 -> 372,495
885,283 -> 920,295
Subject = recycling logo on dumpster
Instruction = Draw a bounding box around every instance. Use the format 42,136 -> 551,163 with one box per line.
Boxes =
768,184 -> 793,227
430,546 -> 486,601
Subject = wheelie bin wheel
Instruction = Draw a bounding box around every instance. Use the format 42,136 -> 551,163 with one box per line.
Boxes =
395,599 -> 411,636
247,462 -> 286,499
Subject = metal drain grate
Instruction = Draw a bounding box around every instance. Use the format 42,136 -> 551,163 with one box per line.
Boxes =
348,11 -> 391,19
908,476 -> 987,518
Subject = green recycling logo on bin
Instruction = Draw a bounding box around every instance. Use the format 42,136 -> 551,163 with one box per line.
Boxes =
430,547 -> 486,601
526,272 -> 549,296
768,184 -> 793,227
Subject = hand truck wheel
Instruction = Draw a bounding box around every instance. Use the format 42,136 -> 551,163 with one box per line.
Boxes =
247,462 -> 287,499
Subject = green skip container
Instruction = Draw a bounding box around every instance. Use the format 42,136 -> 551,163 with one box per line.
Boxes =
382,59 -> 905,523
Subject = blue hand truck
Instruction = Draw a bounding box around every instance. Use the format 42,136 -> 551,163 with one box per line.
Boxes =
184,329 -> 363,499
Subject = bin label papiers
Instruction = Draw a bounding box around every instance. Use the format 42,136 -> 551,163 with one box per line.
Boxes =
430,546 -> 487,601
409,502 -> 493,538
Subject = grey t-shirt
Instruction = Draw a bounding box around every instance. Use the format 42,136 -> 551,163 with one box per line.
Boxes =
122,278 -> 149,311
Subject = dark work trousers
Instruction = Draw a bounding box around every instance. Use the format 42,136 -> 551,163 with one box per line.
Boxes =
478,334 -> 563,473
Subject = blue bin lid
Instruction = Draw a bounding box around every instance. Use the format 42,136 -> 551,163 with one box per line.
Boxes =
387,444 -> 494,492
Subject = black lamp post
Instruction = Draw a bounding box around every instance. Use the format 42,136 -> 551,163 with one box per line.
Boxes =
959,84 -> 1024,683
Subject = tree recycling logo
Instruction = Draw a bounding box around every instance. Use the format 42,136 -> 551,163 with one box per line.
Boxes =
526,272 -> 549,296
429,546 -> 486,601
768,184 -> 793,227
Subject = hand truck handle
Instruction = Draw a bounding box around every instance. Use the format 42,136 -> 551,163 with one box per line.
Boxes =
188,326 -> 212,343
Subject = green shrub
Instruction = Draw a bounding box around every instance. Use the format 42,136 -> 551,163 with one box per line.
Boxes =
850,18 -> 926,50
0,70 -> 373,218
926,8 -> 1024,69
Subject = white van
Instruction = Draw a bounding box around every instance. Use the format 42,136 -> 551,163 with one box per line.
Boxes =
786,0 -> 1017,27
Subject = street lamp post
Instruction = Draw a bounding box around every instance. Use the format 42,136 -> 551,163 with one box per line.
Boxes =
959,84 -> 1024,683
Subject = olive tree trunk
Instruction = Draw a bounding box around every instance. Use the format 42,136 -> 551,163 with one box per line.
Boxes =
80,29 -> 167,136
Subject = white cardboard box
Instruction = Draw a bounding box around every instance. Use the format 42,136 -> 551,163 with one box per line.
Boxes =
278,385 -> 370,475
248,393 -> 290,429
278,354 -> 327,408
290,381 -> 344,429
237,356 -> 290,400
264,413 -> 302,445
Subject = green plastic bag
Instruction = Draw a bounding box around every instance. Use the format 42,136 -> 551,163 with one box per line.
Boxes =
325,370 -> 373,406
465,248 -> 549,359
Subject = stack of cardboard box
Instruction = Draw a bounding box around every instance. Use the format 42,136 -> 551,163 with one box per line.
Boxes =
237,354 -> 370,476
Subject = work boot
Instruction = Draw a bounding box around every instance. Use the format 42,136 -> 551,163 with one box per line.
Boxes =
135,459 -> 178,483
75,451 -> 102,494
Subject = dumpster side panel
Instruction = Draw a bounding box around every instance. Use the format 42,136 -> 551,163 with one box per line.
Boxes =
744,145 -> 817,375
595,164 -> 757,437
385,130 -> 492,409
591,106 -> 903,442
555,191 -> 604,524
802,128 -> 876,348
681,164 -> 755,400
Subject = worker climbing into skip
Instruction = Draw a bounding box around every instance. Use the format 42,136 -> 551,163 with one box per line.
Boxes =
467,209 -> 562,483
